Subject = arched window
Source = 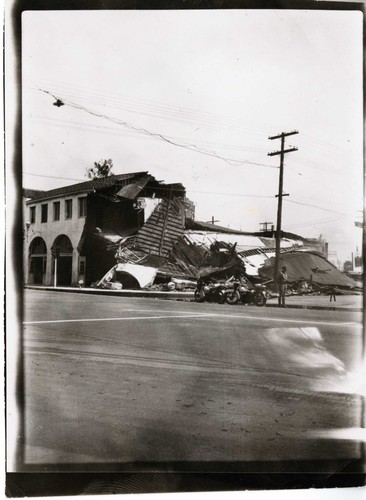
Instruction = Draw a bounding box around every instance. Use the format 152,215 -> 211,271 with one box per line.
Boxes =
29,237 -> 47,255
52,234 -> 73,254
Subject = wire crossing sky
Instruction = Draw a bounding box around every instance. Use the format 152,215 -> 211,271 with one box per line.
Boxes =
21,10 -> 363,261
38,88 -> 279,169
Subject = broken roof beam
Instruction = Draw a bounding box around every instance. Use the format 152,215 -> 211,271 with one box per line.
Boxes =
144,182 -> 186,199
115,174 -> 153,200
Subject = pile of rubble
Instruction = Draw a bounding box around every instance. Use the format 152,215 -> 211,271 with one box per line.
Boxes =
93,232 -> 362,295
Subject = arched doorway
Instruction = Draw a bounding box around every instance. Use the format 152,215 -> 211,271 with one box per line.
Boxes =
52,235 -> 73,286
29,237 -> 47,284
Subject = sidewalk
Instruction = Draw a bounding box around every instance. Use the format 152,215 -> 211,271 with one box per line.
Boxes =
25,286 -> 363,312
266,294 -> 363,312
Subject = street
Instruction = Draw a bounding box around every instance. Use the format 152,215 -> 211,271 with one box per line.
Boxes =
22,289 -> 364,471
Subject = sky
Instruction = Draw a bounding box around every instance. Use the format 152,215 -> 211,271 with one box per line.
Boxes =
21,10 -> 363,262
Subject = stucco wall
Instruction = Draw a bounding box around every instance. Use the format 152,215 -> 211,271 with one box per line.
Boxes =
24,195 -> 86,285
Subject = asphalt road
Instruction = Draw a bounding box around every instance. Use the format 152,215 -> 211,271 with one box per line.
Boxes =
21,289 -> 364,471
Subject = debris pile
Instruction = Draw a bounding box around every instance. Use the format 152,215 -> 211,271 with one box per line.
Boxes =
92,199 -> 360,294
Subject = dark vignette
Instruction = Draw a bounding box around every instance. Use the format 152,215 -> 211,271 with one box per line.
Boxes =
8,0 -> 365,496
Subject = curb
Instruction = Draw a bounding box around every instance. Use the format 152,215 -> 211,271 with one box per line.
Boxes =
24,286 -> 193,301
25,286 -> 362,312
265,303 -> 362,313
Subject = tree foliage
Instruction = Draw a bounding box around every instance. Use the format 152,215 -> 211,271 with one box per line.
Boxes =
86,159 -> 114,180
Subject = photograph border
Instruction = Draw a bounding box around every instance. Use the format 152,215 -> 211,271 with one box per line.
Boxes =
5,0 -> 365,495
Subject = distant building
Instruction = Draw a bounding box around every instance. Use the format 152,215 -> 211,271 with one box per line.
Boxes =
327,250 -> 340,269
303,234 -> 328,259
23,172 -> 189,287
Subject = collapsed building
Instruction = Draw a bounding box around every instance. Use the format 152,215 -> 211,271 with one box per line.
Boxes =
100,218 -> 360,293
24,170 -> 360,292
24,172 -> 191,287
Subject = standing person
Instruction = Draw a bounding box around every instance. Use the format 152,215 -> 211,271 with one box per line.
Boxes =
278,266 -> 288,308
329,285 -> 336,302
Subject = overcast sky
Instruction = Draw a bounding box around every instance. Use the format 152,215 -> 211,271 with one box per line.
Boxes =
21,10 -> 363,262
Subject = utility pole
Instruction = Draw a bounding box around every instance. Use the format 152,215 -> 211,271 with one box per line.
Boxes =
259,222 -> 274,233
268,130 -> 298,289
207,216 -> 220,225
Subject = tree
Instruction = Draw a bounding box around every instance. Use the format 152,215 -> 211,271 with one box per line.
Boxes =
86,159 -> 114,180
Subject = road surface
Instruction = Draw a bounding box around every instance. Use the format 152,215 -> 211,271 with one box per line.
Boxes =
20,289 -> 364,471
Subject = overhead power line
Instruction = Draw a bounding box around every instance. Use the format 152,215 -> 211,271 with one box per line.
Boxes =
23,172 -> 84,182
284,198 -> 353,216
24,171 -> 354,216
32,80 -> 359,159
32,79 -> 272,137
23,171 -> 274,198
188,189 -> 273,198
30,114 -> 268,154
284,215 -> 352,230
38,88 -> 277,169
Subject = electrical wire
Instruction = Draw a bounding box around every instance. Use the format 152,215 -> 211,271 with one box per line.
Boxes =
28,87 -> 360,217
32,80 -> 359,158
187,189 -> 274,198
38,88 -> 278,169
32,83 -> 361,181
23,171 -> 275,198
31,79 -> 273,137
33,85 -> 358,179
31,85 -> 262,140
23,172 -> 84,182
284,198 -> 354,216
283,215 -> 352,230
29,114 -> 268,154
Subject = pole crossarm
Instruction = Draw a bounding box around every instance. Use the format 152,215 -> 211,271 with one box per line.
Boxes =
268,130 -> 299,140
268,147 -> 298,156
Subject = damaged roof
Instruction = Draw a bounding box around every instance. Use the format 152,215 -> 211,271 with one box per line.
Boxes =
187,220 -> 255,235
186,220 -> 306,241
184,230 -> 303,253
259,251 -> 358,287
116,174 -> 153,200
25,172 -> 149,202
25,171 -> 185,203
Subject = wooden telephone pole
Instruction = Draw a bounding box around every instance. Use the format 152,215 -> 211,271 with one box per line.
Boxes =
208,216 -> 220,225
268,130 -> 298,288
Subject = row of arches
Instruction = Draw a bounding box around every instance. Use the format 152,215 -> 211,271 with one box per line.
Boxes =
28,235 -> 75,286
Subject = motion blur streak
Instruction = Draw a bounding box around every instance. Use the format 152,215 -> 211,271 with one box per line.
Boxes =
264,327 -> 347,392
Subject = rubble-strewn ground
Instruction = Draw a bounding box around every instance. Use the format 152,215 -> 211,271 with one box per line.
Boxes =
22,289 -> 364,471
